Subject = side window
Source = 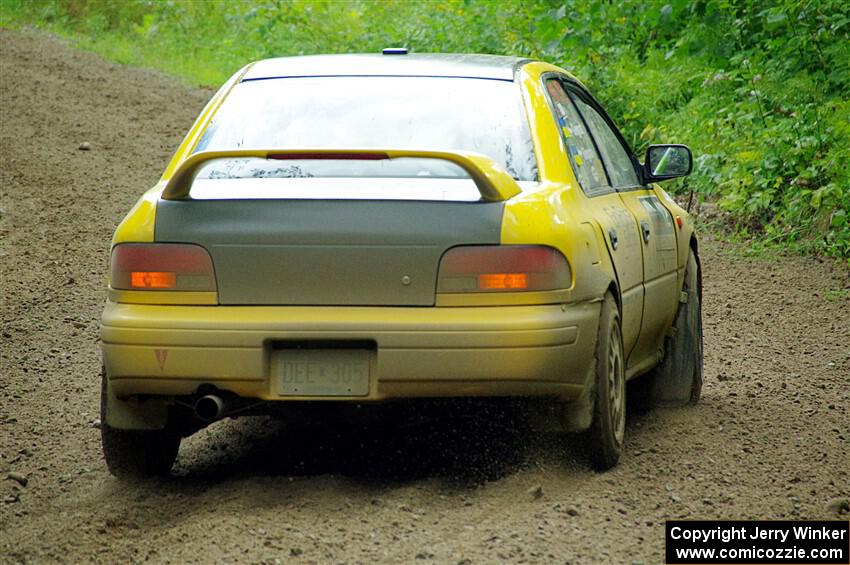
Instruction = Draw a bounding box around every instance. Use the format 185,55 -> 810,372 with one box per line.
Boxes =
570,95 -> 641,189
544,79 -> 609,193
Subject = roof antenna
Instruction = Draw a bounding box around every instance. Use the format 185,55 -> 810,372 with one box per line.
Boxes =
382,48 -> 409,55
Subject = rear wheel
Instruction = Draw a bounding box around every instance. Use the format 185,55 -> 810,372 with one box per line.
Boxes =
100,368 -> 180,478
631,249 -> 703,407
586,293 -> 626,470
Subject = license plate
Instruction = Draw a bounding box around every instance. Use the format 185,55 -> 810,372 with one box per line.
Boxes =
276,349 -> 370,396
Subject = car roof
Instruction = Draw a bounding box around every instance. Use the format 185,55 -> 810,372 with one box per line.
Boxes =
242,53 -> 531,82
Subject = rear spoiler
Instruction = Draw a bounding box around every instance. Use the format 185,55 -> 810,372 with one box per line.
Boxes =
160,149 -> 522,202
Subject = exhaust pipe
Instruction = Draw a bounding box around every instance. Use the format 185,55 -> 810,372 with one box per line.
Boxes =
194,394 -> 226,422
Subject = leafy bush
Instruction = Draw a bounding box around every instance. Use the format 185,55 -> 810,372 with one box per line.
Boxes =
2,0 -> 847,257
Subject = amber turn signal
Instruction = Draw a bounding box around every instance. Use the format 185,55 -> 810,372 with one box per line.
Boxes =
129,271 -> 177,289
478,273 -> 529,290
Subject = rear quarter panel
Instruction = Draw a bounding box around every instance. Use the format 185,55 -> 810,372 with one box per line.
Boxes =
504,62 -> 618,306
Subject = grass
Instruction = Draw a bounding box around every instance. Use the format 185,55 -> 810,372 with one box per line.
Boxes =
823,289 -> 849,303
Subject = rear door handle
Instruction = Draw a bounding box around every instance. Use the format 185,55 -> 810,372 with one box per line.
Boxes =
608,228 -> 619,250
640,221 -> 651,243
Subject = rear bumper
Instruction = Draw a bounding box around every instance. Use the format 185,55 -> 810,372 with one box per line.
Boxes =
101,300 -> 600,402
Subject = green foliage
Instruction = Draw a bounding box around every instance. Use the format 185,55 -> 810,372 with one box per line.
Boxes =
823,288 -> 849,303
2,0 -> 847,257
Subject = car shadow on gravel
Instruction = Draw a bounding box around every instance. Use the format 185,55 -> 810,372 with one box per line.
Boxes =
156,400 -> 629,489
170,404 -> 534,488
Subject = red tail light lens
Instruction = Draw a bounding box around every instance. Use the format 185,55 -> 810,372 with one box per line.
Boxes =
438,245 -> 570,293
110,244 -> 216,291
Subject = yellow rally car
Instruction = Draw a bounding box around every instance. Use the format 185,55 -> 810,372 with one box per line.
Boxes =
100,51 -> 702,477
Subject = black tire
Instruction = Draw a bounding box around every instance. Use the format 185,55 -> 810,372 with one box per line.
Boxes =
100,367 -> 180,478
586,293 -> 626,470
631,249 -> 703,408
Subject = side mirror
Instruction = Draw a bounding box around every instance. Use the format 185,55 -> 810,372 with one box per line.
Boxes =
644,144 -> 692,182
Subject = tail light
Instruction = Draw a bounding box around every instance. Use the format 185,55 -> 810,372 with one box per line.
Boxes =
110,244 -> 216,291
437,245 -> 570,293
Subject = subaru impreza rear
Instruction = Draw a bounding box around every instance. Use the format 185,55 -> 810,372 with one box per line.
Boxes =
100,54 -> 602,477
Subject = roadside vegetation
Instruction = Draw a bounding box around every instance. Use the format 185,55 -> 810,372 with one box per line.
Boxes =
2,0 -> 848,259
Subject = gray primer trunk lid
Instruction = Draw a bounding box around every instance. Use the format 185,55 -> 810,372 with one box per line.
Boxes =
154,199 -> 503,305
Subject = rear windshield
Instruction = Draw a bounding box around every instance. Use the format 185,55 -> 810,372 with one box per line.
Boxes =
194,76 -> 538,182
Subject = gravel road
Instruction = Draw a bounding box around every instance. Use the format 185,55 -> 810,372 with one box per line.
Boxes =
1,28 -> 848,565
